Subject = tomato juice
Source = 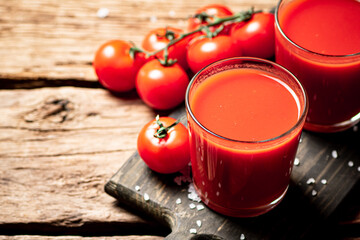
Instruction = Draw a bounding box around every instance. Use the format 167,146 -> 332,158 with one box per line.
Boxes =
275,0 -> 360,132
186,58 -> 307,217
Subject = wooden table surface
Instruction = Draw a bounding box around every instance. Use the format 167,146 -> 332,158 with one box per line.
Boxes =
0,0 -> 359,239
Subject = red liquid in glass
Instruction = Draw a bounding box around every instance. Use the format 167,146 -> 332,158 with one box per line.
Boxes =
188,68 -> 302,217
275,0 -> 360,131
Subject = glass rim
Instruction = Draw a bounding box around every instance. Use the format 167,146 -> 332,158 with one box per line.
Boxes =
275,0 -> 360,58
185,57 -> 308,144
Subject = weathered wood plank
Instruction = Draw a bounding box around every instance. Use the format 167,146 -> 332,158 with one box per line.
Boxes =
0,0 -> 277,86
0,87 -> 167,236
0,236 -> 163,240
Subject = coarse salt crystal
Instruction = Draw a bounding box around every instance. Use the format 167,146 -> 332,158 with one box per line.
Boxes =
294,158 -> 300,166
188,183 -> 196,192
190,228 -> 197,234
135,185 -> 141,191
188,192 -> 201,202
174,166 -> 192,186
168,10 -> 176,17
348,161 -> 354,167
176,198 -> 182,205
188,183 -> 202,202
353,125 -> 358,132
321,179 -> 327,185
240,233 -> 246,240
96,8 -> 109,18
150,15 -> 157,23
311,189 -> 317,196
306,178 -> 316,185
173,176 -> 182,186
331,150 -> 338,159
357,166 -> 360,172
174,174 -> 192,186
196,220 -> 202,227
144,193 -> 150,201
196,204 -> 205,211
189,203 -> 196,209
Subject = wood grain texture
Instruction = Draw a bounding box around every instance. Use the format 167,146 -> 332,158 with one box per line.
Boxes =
0,87 -> 168,237
1,0 -> 359,239
0,0 -> 277,86
105,107 -> 360,239
0,236 -> 162,240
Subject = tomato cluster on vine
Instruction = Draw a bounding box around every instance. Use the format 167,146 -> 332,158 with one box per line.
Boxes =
93,4 -> 275,111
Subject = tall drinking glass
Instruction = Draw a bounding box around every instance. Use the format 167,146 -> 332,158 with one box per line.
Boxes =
275,0 -> 360,132
186,58 -> 308,217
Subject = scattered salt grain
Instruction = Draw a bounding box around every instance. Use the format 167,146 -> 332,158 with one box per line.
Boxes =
135,185 -> 141,191
168,10 -> 176,17
188,192 -> 201,202
321,179 -> 327,185
353,125 -> 358,132
176,198 -> 182,205
196,220 -> 202,227
348,161 -> 354,167
150,15 -> 157,23
189,203 -> 196,209
96,8 -> 109,18
196,204 -> 205,211
144,193 -> 150,201
311,189 -> 317,196
188,183 -> 202,202
240,233 -> 246,240
174,168 -> 192,185
357,166 -> 360,172
190,228 -> 197,234
173,177 -> 181,186
331,150 -> 338,159
294,158 -> 300,166
306,178 -> 316,185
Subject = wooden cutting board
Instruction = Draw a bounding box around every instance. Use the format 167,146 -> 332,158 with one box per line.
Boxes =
105,106 -> 359,239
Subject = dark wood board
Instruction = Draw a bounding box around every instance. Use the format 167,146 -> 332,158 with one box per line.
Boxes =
105,107 -> 360,239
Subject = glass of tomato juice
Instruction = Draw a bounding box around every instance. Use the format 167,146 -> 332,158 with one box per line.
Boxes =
185,57 -> 308,217
275,0 -> 360,133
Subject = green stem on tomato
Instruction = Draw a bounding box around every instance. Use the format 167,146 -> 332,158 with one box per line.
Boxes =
129,42 -> 145,59
157,45 -> 178,66
154,115 -> 180,139
131,8 -> 259,64
149,8 -> 258,56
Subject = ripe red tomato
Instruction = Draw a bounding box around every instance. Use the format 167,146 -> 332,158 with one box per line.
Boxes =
188,4 -> 233,32
136,59 -> 189,110
187,35 -> 242,73
137,115 -> 190,174
93,40 -> 148,92
142,27 -> 192,70
231,12 -> 275,59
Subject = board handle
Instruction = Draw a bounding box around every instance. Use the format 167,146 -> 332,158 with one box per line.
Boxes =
165,231 -> 225,240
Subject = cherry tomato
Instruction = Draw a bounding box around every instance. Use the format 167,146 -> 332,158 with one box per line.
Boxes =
93,40 -> 148,92
231,12 -> 275,59
136,59 -> 189,110
137,115 -> 190,174
141,27 -> 194,70
187,35 -> 242,73
142,27 -> 183,52
188,4 -> 233,32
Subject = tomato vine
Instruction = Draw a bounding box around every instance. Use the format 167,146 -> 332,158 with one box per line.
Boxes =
131,8 -> 259,66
